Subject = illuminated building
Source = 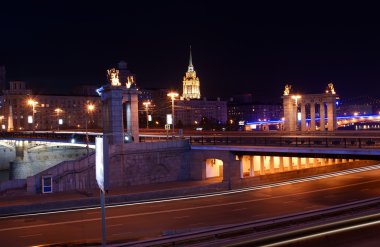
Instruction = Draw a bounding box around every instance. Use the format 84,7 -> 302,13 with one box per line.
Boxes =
227,94 -> 283,127
175,97 -> 227,128
0,81 -> 102,131
182,46 -> 200,99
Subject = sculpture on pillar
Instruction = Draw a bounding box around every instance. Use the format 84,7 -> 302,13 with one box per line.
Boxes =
107,68 -> 121,86
283,84 -> 292,96
325,83 -> 336,94
126,75 -> 135,89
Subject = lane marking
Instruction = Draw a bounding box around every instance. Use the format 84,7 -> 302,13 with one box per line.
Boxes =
112,232 -> 131,236
231,208 -> 248,212
107,223 -> 123,228
3,177 -> 380,232
19,233 -> 42,238
4,164 -> 380,221
174,216 -> 190,219
264,219 -> 380,247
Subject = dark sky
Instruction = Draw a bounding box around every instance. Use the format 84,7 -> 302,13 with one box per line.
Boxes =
1,1 -> 380,102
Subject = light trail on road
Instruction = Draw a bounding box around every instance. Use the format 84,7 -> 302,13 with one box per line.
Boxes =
2,163 -> 380,221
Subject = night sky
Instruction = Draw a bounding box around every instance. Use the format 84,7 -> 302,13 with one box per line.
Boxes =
1,2 -> 380,102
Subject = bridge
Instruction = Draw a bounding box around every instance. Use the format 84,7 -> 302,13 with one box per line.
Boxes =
0,130 -> 379,193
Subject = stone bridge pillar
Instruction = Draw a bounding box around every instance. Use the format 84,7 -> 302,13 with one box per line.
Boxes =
310,103 -> 316,131
282,84 -> 338,132
98,67 -> 140,145
123,89 -> 140,142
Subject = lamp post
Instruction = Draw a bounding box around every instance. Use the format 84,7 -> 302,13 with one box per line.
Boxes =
54,108 -> 62,131
85,103 -> 95,156
291,95 -> 301,131
167,92 -> 179,136
142,101 -> 151,129
27,99 -> 38,131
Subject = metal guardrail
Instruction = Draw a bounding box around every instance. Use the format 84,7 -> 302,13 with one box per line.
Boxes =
114,196 -> 380,247
2,132 -> 380,149
140,135 -> 380,149
0,131 -> 96,144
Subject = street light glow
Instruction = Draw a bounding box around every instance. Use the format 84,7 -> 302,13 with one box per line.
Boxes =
167,92 -> 178,135
87,104 -> 95,112
143,101 -> 151,129
167,92 -> 179,98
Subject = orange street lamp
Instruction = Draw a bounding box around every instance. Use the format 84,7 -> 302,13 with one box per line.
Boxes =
85,103 -> 95,155
167,92 -> 179,136
54,108 -> 63,131
291,95 -> 301,130
142,101 -> 151,129
27,99 -> 38,130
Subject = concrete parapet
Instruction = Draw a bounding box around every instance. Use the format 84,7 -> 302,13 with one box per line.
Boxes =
0,179 -> 26,194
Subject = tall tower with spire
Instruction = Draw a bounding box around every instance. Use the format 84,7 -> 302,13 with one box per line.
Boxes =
182,46 -> 201,99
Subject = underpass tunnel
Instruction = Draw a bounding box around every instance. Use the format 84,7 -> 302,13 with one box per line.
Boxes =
239,155 -> 362,178
205,158 -> 223,178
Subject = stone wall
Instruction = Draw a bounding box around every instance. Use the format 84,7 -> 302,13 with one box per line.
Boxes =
10,145 -> 89,179
0,179 -> 26,195
28,140 -> 192,193
0,146 -> 15,170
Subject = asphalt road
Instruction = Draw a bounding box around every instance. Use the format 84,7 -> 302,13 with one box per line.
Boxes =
2,168 -> 380,246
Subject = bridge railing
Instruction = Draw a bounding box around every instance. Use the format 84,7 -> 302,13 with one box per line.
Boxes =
0,132 -> 96,144
187,136 -> 380,149
2,132 -> 379,149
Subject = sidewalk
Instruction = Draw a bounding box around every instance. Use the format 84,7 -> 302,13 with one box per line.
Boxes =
0,178 -> 225,216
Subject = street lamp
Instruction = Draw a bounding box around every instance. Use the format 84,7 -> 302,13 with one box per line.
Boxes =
54,108 -> 63,131
142,101 -> 151,129
85,103 -> 95,156
167,92 -> 179,136
291,95 -> 301,130
27,99 -> 38,131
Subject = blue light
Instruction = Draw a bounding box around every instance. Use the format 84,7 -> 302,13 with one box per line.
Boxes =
245,114 -> 380,126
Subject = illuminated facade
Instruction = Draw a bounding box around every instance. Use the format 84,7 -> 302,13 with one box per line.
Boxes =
175,98 -> 227,127
182,47 -> 200,99
0,81 -> 102,131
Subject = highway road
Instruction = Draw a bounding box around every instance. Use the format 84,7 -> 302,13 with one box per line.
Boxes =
2,167 -> 380,246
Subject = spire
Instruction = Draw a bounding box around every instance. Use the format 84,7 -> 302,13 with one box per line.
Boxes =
188,45 -> 194,72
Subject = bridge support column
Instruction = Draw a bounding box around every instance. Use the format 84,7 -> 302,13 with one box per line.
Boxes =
310,103 -> 316,131
301,104 -> 307,131
313,158 -> 318,167
327,99 -> 337,131
321,158 -> 326,166
342,159 -> 347,163
249,156 -> 254,177
349,159 -> 354,162
328,158 -> 334,165
279,157 -> 284,172
239,159 -> 244,178
288,157 -> 293,170
260,156 -> 265,175
306,158 -> 310,168
320,102 -> 325,131
269,156 -> 275,173
297,157 -> 301,169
